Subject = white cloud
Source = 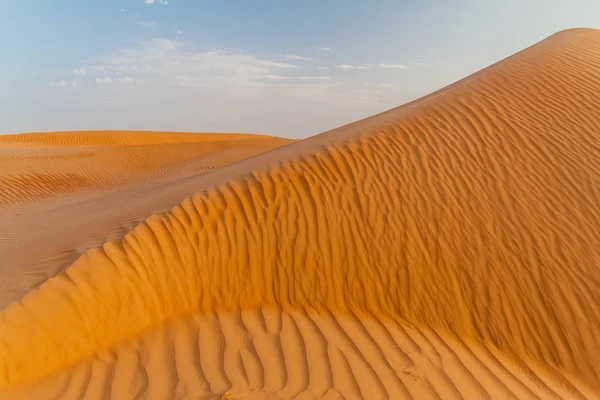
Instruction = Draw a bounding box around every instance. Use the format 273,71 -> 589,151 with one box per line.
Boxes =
49,81 -> 82,87
319,47 -> 332,51
37,38 -> 411,138
378,64 -> 412,69
72,68 -> 87,75
297,76 -> 331,81
95,76 -> 134,84
316,66 -> 330,69
176,30 -> 183,35
137,20 -> 156,27
85,39 -> 298,87
416,62 -> 429,67
284,54 -> 312,61
145,0 -> 168,4
264,75 -> 330,81
126,15 -> 157,27
120,8 -> 125,12
336,64 -> 370,70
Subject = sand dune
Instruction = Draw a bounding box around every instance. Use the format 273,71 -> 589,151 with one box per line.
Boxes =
0,131 -> 292,308
0,131 -> 291,209
2,28 -> 600,399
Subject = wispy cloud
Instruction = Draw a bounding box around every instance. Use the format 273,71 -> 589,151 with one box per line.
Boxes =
145,0 -> 168,4
284,54 -> 312,61
126,14 -> 156,27
378,64 -> 412,69
41,38 -> 409,138
176,30 -> 183,35
265,75 -> 331,81
297,76 -> 331,81
319,47 -> 332,51
48,81 -> 82,87
137,20 -> 156,27
95,77 -> 133,84
72,68 -> 87,75
336,64 -> 370,70
316,66 -> 330,69
83,38 -> 299,87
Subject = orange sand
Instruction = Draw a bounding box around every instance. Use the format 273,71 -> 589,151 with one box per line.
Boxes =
2,29 -> 600,399
0,131 -> 292,308
0,131 -> 292,209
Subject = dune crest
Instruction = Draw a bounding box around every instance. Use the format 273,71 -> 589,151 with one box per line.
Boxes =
3,28 -> 600,399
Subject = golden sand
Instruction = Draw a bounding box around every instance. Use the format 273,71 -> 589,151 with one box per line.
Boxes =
2,29 -> 600,399
0,131 -> 292,309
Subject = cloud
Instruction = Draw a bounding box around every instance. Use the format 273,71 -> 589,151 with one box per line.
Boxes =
120,8 -> 125,12
176,30 -> 183,35
145,0 -> 168,4
84,38 -> 299,87
137,20 -> 156,27
336,64 -> 370,70
319,47 -> 332,51
126,15 -> 157,27
316,66 -> 329,69
72,68 -> 87,75
95,77 -> 133,84
416,62 -> 430,67
42,38 -> 408,138
297,76 -> 331,81
49,81 -> 82,87
284,54 -> 312,61
378,64 -> 412,69
264,75 -> 331,81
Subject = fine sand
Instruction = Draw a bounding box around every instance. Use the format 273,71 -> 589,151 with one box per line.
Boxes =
0,131 -> 292,309
2,28 -> 600,399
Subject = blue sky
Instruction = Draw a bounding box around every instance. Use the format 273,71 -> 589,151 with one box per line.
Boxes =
1,1 -> 599,138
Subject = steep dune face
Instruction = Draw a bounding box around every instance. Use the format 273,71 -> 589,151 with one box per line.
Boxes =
2,28 -> 600,399
0,131 -> 292,308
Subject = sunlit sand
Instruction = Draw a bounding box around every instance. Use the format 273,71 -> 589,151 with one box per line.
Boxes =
2,29 -> 600,399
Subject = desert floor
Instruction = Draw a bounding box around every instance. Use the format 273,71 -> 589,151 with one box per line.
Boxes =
1,29 -> 600,399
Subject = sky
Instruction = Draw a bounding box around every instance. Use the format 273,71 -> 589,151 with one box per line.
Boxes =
1,1 -> 599,138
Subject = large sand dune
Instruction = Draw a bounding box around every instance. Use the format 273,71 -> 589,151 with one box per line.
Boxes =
2,28 -> 600,399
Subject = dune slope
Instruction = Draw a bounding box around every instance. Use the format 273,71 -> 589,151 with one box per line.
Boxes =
2,29 -> 600,399
0,131 -> 292,209
0,131 -> 292,308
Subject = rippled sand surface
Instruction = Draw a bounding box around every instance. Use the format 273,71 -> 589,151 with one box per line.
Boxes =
0,131 -> 292,308
2,29 -> 600,399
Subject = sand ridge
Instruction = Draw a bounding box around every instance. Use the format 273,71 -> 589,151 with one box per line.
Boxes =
2,28 -> 600,399
0,131 -> 292,309
0,131 -> 292,209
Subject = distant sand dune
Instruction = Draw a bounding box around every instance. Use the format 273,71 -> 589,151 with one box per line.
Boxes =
0,131 -> 292,308
0,131 -> 292,209
2,29 -> 600,399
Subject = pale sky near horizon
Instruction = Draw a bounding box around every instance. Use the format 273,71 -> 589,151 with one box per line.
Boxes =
1,0 -> 599,138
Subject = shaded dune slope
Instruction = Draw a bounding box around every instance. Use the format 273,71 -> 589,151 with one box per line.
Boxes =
0,131 -> 292,308
3,28 -> 600,399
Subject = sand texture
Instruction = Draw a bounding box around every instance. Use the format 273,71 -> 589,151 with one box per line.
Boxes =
0,131 -> 292,308
2,28 -> 600,399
